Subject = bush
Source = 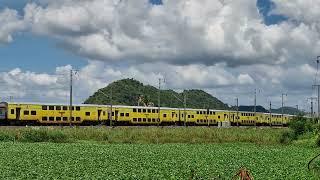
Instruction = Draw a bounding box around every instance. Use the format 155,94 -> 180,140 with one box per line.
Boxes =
0,133 -> 15,142
279,131 -> 296,144
316,135 -> 320,147
19,129 -> 70,143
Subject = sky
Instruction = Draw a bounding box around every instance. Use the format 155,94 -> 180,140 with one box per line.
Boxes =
0,0 -> 319,112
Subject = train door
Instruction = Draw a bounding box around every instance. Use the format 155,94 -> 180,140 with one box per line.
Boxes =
115,110 -> 119,121
97,109 -> 102,121
16,108 -> 21,120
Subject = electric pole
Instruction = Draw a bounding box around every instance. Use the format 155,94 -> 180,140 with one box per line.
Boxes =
269,101 -> 272,126
69,69 -> 73,127
312,56 -> 320,123
308,97 -> 317,122
184,92 -> 187,127
158,78 -> 165,123
236,97 -> 239,126
281,93 -> 287,125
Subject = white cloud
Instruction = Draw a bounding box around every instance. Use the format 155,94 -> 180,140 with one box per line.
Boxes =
1,0 -> 320,111
0,8 -> 25,43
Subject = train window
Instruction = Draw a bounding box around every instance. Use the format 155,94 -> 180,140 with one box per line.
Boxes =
148,118 -> 151,122
56,117 -> 61,121
143,118 -> 146,122
133,118 -> 137,122
71,117 -> 75,121
76,117 -> 81,121
76,107 -> 80,111
163,114 -> 167,118
197,120 -> 199,123
203,111 -> 206,115
49,106 -> 54,110
157,118 -> 160,122
197,111 -> 199,114
42,106 -> 48,110
112,112 -> 114,116
133,108 -> 137,112
63,117 -> 68,121
148,109 -> 151,113
125,113 -> 129,117
218,116 -> 220,119
152,109 -> 155,113
192,115 -> 194,118
24,111 -> 29,115
138,109 -> 141,113
86,112 -> 90,116
188,115 -> 190,118
42,117 -> 47,121
152,118 -> 155,122
200,111 -> 202,114
49,117 -> 54,121
63,106 -> 68,110
31,111 -> 36,115
11,109 -> 14,114
56,106 -> 61,110
143,109 -> 146,113
138,118 -> 141,122
120,113 -> 124,117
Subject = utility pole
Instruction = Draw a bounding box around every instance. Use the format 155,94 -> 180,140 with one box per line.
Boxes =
313,56 -> 320,123
183,92 -> 187,127
110,87 -> 113,127
308,97 -> 317,122
236,97 -> 239,126
269,101 -> 272,126
281,93 -> 287,125
158,78 -> 165,123
69,69 -> 73,127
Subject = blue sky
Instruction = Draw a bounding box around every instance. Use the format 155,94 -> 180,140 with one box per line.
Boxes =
0,0 -> 283,73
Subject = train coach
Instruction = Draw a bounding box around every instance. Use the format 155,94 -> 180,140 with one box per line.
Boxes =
0,102 -> 292,126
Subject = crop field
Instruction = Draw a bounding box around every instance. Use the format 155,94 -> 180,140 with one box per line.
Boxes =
0,142 -> 318,179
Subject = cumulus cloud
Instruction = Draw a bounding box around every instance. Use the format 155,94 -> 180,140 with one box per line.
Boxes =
20,0 -> 320,67
0,8 -> 25,43
1,0 -> 320,110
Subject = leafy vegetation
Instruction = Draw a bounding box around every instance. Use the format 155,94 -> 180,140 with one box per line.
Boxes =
0,127 -> 286,144
84,78 -> 229,109
0,142 -> 317,179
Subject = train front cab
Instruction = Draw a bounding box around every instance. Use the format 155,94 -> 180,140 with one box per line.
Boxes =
0,102 -> 7,123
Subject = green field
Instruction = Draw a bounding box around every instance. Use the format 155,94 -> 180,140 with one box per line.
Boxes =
0,142 -> 318,179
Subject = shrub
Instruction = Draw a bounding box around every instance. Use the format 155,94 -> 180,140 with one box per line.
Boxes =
19,129 -> 70,143
279,131 -> 296,144
0,133 -> 15,142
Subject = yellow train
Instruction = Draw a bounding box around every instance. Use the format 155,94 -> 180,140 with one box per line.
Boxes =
0,102 -> 292,126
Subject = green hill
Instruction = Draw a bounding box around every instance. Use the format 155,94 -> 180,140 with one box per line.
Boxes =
84,78 -> 229,110
271,107 -> 303,115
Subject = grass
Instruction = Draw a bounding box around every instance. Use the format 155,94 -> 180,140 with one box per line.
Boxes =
0,142 -> 318,179
0,126 -> 287,144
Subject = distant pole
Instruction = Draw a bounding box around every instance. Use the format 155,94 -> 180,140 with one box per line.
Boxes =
269,101 -> 272,126
236,97 -> 239,126
184,92 -> 187,127
158,78 -> 161,122
69,69 -> 73,127
254,89 -> 257,127
313,56 -> 320,123
308,97 -> 317,122
110,87 -> 113,127
281,93 -> 287,125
